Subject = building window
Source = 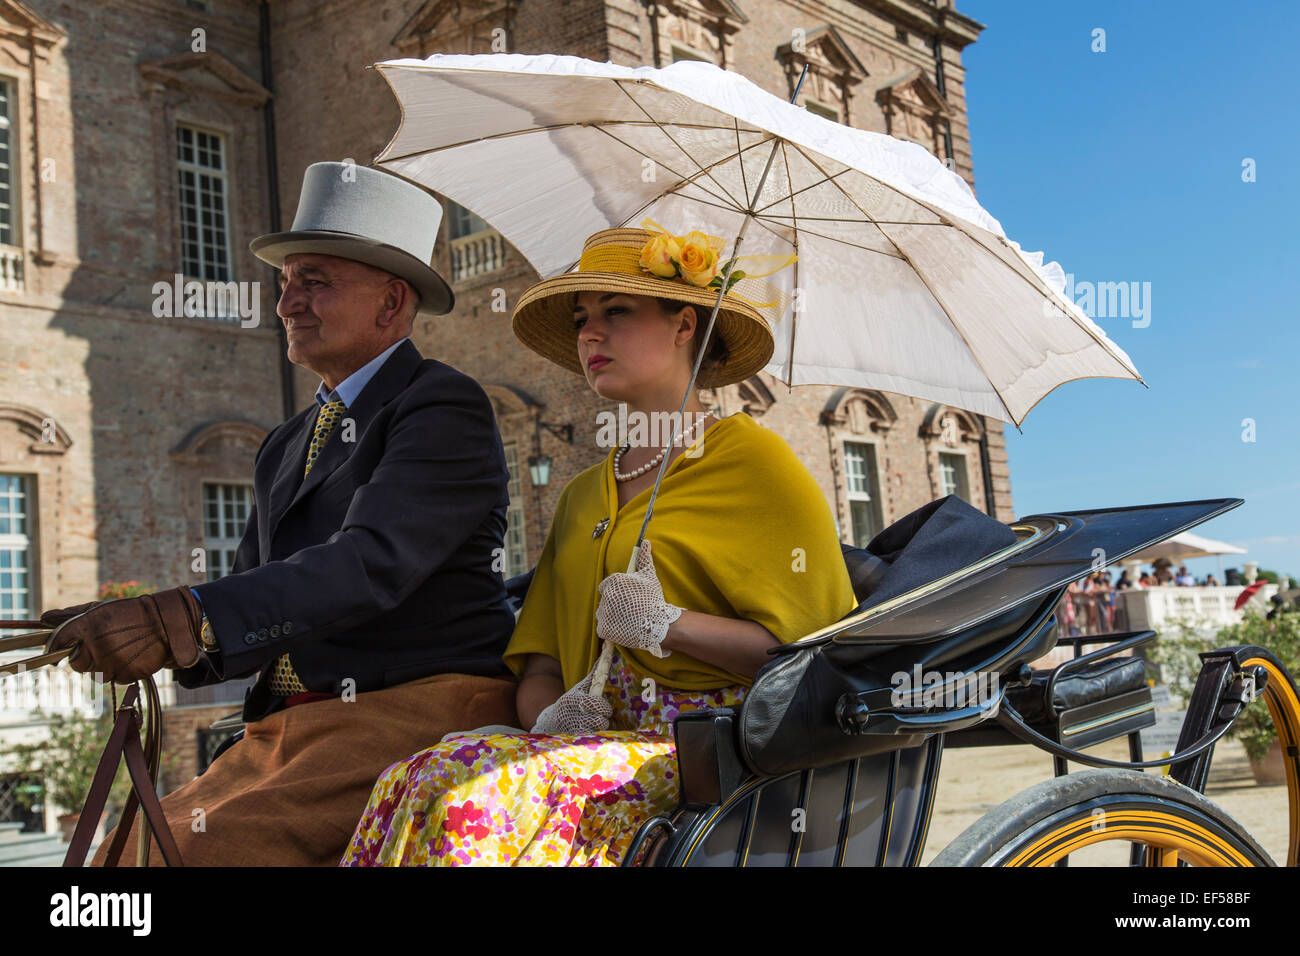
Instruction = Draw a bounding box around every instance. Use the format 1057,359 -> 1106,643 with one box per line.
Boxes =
670,44 -> 712,64
0,76 -> 15,247
448,200 -> 489,240
446,199 -> 505,282
939,452 -> 970,502
0,474 -> 33,626
501,443 -> 527,577
805,98 -> 839,123
202,482 -> 252,580
843,442 -> 883,547
176,124 -> 233,284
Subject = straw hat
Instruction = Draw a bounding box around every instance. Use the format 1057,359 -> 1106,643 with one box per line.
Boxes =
512,224 -> 789,388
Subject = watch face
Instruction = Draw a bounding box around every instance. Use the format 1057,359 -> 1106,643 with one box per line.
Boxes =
201,618 -> 217,650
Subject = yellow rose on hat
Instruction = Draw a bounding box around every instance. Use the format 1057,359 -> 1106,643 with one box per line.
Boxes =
677,231 -> 720,287
639,233 -> 682,278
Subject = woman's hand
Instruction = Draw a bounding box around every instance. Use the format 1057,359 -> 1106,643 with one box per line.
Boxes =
595,540 -> 681,658
530,666 -> 612,734
597,539 -> 781,679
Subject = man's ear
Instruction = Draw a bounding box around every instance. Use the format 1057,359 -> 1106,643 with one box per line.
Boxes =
376,278 -> 415,330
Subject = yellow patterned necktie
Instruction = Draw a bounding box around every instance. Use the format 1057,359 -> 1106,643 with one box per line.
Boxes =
268,399 -> 348,696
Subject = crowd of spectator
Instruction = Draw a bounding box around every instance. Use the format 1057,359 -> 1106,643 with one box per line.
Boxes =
1058,564 -> 1223,637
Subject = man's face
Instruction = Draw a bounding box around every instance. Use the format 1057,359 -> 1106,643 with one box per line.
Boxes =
276,253 -> 411,386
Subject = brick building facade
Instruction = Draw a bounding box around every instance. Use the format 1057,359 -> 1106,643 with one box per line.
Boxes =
0,0 -> 1011,805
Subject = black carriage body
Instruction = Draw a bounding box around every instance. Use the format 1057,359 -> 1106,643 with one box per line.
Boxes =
628,497 -> 1245,867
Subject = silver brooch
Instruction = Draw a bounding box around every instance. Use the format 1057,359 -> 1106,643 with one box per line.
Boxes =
592,517 -> 610,539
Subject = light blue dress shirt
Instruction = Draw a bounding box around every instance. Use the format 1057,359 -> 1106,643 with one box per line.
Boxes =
314,337 -> 409,409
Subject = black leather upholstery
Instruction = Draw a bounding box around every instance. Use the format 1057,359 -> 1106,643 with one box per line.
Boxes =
1008,656 -> 1148,724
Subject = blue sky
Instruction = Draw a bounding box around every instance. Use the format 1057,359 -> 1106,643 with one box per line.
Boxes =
960,0 -> 1299,580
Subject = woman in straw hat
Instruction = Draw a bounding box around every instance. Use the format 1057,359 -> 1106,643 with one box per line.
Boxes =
342,221 -> 856,866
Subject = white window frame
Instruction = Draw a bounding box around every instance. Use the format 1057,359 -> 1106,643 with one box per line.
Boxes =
842,440 -> 884,547
938,449 -> 971,502
202,481 -> 252,580
501,443 -> 528,577
0,474 -> 34,628
176,123 -> 236,320
0,74 -> 18,250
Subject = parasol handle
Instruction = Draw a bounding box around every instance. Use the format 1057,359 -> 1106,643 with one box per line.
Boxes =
586,547 -> 639,702
588,65 -> 812,706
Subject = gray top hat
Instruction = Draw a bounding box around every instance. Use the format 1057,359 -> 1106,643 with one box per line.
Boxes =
250,162 -> 454,317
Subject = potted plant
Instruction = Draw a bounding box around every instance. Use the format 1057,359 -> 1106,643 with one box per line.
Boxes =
3,708 -> 131,840
1149,605 -> 1299,784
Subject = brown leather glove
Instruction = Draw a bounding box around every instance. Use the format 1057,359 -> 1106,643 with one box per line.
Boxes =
38,601 -> 99,630
47,587 -> 204,683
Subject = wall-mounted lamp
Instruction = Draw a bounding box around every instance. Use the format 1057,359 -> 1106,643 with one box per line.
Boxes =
527,454 -> 553,488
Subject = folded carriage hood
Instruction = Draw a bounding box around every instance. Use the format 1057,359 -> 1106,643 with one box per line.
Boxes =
822,497 -> 1244,646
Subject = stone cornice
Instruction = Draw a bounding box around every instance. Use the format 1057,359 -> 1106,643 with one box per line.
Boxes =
853,0 -> 983,48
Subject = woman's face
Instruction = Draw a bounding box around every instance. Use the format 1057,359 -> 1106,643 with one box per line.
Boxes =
573,291 -> 695,402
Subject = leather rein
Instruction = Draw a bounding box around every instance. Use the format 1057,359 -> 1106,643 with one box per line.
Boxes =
0,620 -> 177,866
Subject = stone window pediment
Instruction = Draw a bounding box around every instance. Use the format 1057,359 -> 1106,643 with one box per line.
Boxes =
920,403 -> 982,444
650,0 -> 747,69
0,1 -> 64,51
0,403 -> 72,454
137,52 -> 270,109
393,0 -> 519,56
776,24 -> 868,126
821,387 -> 895,435
876,69 -> 951,155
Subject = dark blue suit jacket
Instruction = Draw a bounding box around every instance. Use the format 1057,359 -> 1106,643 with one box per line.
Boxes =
179,339 -> 516,721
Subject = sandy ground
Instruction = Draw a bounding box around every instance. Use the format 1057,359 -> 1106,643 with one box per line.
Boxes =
921,736 -> 1290,866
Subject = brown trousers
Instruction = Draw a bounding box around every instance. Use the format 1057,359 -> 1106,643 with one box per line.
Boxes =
93,672 -> 517,866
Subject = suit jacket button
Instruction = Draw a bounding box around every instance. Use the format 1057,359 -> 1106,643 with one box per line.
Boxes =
269,624 -> 281,639
257,628 -> 270,642
243,632 -> 258,645
282,621 -> 294,635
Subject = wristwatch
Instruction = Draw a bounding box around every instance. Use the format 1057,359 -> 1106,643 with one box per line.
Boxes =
199,614 -> 218,653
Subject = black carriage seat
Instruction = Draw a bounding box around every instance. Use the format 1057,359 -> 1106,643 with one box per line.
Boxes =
949,648 -> 1156,751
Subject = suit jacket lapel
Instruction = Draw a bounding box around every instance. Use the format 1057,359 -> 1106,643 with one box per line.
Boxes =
278,339 -> 424,523
265,407 -> 316,546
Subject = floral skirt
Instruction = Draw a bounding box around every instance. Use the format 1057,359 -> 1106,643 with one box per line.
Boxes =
340,651 -> 746,866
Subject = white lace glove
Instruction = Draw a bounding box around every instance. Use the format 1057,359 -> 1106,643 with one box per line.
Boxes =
595,540 -> 682,659
529,666 -> 613,734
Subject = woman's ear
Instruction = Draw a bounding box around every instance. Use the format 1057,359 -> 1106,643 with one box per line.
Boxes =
672,304 -> 699,347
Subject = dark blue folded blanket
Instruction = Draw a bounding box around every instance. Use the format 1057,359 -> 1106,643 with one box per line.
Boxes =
859,495 -> 1018,608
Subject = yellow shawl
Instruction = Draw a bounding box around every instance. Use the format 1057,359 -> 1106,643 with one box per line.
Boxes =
504,413 -> 857,691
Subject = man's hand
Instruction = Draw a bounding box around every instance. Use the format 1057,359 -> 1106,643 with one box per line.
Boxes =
47,587 -> 204,683
595,539 -> 681,659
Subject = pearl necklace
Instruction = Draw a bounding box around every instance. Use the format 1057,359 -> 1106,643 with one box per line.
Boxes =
613,411 -> 714,482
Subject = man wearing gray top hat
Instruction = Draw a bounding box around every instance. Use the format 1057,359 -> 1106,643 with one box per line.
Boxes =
41,162 -> 520,865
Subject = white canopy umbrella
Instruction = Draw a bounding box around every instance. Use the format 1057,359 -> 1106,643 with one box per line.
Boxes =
1127,532 -> 1247,565
372,52 -> 1144,427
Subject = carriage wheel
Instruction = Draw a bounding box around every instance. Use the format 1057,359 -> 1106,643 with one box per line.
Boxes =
930,769 -> 1273,867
